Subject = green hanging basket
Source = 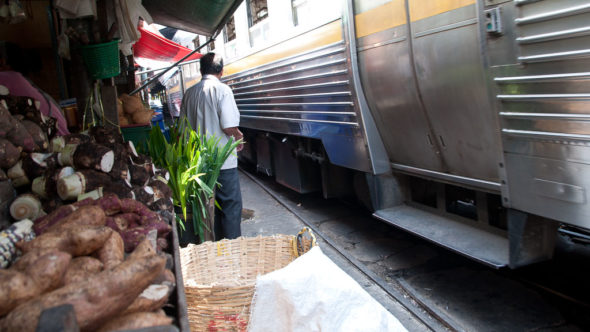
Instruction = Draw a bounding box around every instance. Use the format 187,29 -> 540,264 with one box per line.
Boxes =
80,39 -> 121,80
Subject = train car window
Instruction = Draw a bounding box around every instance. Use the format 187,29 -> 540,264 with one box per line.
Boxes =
247,0 -> 270,48
224,16 -> 237,43
354,0 -> 391,14
291,0 -> 341,28
208,40 -> 216,52
247,0 -> 268,27
193,36 -> 200,50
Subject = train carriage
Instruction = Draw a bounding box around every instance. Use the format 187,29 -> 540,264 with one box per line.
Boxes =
163,0 -> 590,268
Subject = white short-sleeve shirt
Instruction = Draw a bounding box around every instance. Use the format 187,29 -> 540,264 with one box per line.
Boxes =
180,75 -> 240,169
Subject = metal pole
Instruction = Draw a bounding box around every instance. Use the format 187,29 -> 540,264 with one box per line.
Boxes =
129,37 -> 214,96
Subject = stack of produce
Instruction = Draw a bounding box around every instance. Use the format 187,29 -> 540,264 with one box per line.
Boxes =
117,93 -> 155,126
0,88 -> 58,229
0,204 -> 176,331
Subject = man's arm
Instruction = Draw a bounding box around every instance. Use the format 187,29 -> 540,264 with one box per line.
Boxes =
222,127 -> 244,152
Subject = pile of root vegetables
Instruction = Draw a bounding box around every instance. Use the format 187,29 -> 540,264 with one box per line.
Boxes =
0,204 -> 176,331
0,89 -> 182,330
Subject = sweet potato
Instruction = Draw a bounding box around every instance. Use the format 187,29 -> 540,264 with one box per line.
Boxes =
0,269 -> 39,316
62,256 -> 104,286
120,227 -> 152,253
120,198 -> 158,219
19,225 -> 113,257
0,138 -> 21,169
0,253 -> 166,331
44,205 -> 106,233
96,231 -> 124,270
112,212 -> 140,231
33,204 -> 76,235
95,193 -> 122,215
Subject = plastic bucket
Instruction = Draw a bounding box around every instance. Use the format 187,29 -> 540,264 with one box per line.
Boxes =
80,40 -> 121,79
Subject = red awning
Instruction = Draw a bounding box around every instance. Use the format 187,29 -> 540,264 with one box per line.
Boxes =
133,26 -> 202,63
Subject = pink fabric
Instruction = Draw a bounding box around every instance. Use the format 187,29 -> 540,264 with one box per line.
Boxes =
0,71 -> 69,135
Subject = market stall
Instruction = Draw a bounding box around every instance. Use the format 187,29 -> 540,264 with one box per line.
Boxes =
0,0 -> 243,331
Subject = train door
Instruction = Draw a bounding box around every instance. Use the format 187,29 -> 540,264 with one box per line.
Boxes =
355,0 -> 446,173
407,0 -> 503,184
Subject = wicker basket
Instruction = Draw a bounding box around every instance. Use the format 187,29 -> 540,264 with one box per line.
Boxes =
180,228 -> 316,332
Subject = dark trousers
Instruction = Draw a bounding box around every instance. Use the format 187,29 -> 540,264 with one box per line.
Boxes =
214,168 -> 242,240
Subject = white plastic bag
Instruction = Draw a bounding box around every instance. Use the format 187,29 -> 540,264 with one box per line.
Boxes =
248,246 -> 408,332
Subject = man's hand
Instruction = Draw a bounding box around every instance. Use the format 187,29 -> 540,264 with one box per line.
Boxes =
222,127 -> 244,152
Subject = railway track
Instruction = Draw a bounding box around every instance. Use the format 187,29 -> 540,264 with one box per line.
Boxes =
240,168 -> 590,332
241,168 -> 459,332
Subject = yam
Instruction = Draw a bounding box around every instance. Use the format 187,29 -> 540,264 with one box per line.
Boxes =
21,152 -> 58,179
0,105 -> 37,152
23,250 -> 72,293
18,225 -> 113,257
0,138 -> 21,169
44,205 -> 106,233
0,95 -> 42,125
103,181 -> 133,199
57,169 -> 112,200
62,256 -> 104,286
132,186 -> 154,205
122,283 -> 174,314
50,134 -> 92,153
21,120 -> 48,151
9,193 -> 42,220
149,198 -> 174,213
126,237 -> 156,260
0,169 -> 6,182
96,311 -> 173,332
88,126 -> 124,147
129,164 -> 150,186
0,269 -> 39,316
73,142 -> 115,173
0,253 -> 166,331
96,231 -> 124,270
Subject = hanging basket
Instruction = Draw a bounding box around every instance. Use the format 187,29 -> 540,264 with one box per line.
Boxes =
79,39 -> 121,79
180,228 -> 316,332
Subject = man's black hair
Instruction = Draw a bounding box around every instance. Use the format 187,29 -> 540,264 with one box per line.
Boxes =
200,52 -> 223,76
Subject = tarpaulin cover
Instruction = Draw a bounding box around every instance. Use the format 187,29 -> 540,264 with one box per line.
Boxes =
133,26 -> 202,63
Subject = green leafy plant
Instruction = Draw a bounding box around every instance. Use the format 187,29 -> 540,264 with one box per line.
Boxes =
147,118 -> 240,241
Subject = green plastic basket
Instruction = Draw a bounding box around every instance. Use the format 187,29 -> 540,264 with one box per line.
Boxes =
80,39 -> 121,79
121,124 -> 152,152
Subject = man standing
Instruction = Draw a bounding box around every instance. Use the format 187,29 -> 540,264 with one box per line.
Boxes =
180,52 -> 243,240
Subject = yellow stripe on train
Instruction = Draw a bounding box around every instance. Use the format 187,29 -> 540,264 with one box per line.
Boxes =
409,0 -> 475,22
356,0 -> 406,38
224,0 -> 475,77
